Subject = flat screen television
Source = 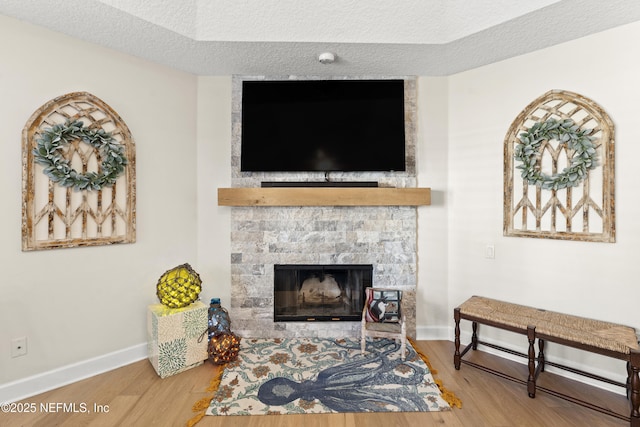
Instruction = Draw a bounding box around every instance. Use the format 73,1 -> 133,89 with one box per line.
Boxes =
240,79 -> 406,172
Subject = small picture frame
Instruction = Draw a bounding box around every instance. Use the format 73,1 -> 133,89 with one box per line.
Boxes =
367,289 -> 402,323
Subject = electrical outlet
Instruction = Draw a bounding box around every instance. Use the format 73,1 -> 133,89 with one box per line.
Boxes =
484,244 -> 495,259
11,337 -> 27,358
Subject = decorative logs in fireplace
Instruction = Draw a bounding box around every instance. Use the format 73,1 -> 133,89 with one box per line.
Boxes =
273,264 -> 373,322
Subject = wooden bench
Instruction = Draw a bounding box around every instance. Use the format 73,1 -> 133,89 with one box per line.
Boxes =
453,296 -> 640,426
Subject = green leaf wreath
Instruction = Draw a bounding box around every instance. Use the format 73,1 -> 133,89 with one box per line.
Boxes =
514,118 -> 597,190
33,120 -> 127,191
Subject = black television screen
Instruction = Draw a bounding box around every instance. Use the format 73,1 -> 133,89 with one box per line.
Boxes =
240,79 -> 406,172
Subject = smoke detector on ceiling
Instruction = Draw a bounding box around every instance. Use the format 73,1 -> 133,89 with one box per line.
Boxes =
318,52 -> 336,64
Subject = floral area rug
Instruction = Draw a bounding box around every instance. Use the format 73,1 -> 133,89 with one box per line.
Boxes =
206,337 -> 451,416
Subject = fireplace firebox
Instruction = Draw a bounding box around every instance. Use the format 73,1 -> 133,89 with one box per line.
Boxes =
273,264 -> 373,322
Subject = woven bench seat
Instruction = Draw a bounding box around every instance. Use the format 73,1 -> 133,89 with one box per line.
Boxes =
453,296 -> 640,426
458,296 -> 639,355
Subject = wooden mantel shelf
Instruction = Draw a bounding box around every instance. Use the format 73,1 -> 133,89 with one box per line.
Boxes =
217,187 -> 431,207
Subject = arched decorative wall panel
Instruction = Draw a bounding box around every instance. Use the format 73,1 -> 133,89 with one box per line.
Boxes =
22,92 -> 136,251
504,90 -> 614,242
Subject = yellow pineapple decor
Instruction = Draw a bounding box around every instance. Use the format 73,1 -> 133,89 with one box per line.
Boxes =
156,263 -> 202,308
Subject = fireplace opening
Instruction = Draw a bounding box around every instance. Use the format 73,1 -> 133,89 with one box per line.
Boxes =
274,264 -> 373,322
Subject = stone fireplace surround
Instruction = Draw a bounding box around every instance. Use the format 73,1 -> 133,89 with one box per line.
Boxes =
229,76 -> 418,339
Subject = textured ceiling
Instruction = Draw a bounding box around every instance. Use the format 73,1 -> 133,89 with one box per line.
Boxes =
2,0 -> 640,76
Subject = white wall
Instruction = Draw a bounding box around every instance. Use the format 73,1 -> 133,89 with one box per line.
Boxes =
445,20 -> 640,387
196,77 -> 232,308
0,14 -> 198,390
416,77 -> 450,339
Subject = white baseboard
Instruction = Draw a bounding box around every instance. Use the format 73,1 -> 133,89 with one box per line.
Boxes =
0,343 -> 147,404
416,325 -> 450,340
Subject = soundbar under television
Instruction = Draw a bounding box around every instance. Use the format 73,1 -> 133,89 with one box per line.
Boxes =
240,79 -> 406,173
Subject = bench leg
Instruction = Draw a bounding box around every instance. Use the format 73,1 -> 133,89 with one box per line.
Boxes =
527,325 -> 537,398
631,349 -> 640,427
538,339 -> 546,373
454,308 -> 461,370
472,321 -> 479,350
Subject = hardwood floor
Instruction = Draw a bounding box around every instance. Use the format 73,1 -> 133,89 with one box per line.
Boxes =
2,340 -> 630,426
